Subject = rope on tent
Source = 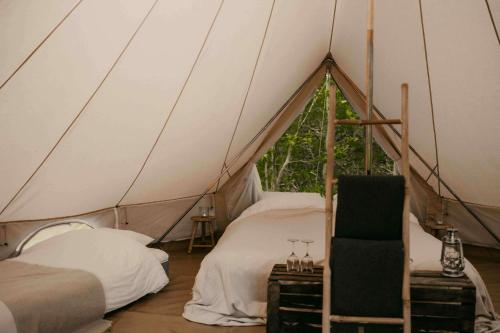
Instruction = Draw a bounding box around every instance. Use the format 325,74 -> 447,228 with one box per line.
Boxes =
0,0 -> 85,91
116,0 -> 226,206
0,0 -> 161,218
425,164 -> 438,182
327,0 -> 338,51
485,0 -> 500,45
418,0 -> 441,196
217,0 -> 276,192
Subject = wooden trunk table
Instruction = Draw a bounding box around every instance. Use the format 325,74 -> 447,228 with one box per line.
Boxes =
267,264 -> 475,333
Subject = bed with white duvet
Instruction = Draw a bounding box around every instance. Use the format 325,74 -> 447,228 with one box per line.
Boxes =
0,226 -> 169,333
183,192 -> 500,332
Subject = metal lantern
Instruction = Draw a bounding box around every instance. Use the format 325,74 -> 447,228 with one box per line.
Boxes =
440,228 -> 465,277
198,195 -> 213,217
198,206 -> 210,217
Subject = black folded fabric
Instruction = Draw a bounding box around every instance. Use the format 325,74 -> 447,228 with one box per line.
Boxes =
335,175 -> 405,240
330,237 -> 404,318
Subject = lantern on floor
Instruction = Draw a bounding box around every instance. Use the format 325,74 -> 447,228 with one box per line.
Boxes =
440,228 -> 465,277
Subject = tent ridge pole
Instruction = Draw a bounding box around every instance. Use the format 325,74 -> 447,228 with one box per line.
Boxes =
364,0 -> 374,175
322,68 -> 336,333
401,83 -> 411,333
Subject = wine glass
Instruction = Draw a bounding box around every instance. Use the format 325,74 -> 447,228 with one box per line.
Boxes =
287,239 -> 300,272
300,239 -> 314,273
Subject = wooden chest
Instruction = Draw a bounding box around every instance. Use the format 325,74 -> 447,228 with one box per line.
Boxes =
267,265 -> 476,333
410,271 -> 475,333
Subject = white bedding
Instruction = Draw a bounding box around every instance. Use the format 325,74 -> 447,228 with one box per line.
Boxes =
184,192 -> 499,332
149,247 -> 170,263
11,228 -> 169,312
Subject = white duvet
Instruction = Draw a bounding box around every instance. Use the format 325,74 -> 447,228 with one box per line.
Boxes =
184,192 -> 499,332
11,228 -> 169,312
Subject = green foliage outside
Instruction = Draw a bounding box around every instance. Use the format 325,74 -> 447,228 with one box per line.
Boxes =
257,80 -> 394,194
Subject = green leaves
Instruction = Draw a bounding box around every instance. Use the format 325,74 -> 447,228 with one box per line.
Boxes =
257,79 -> 393,193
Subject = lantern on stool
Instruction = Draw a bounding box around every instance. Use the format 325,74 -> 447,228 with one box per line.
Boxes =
440,228 -> 465,277
198,195 -> 213,217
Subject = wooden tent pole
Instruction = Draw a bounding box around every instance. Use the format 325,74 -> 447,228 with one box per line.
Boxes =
401,83 -> 411,333
322,71 -> 336,333
364,0 -> 374,175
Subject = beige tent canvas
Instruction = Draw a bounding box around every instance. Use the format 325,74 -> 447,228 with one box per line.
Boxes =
0,0 -> 499,258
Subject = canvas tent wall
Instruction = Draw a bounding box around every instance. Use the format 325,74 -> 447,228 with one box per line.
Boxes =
0,0 -> 498,256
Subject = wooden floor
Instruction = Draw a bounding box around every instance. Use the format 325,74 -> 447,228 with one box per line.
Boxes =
106,240 -> 499,333
106,240 -> 264,333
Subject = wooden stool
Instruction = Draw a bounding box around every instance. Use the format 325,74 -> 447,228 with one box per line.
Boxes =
188,216 -> 216,254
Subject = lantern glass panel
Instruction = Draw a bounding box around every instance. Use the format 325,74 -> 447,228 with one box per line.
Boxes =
440,228 -> 465,277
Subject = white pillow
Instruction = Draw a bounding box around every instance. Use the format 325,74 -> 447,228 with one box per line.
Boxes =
13,229 -> 168,312
99,228 -> 154,245
239,191 -> 328,219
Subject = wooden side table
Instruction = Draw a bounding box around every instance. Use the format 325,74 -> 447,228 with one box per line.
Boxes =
267,265 -> 476,333
188,216 -> 216,254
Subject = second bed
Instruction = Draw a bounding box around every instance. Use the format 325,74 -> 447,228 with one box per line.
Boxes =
183,192 -> 499,331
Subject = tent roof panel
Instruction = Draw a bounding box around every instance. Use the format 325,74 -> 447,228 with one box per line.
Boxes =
0,0 -> 221,221
422,1 -> 500,206
226,0 -> 334,163
0,0 -> 81,86
0,0 -> 156,217
121,0 -> 274,205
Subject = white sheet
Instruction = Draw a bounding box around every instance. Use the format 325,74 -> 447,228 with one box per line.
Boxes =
11,228 -> 169,312
184,192 -> 499,331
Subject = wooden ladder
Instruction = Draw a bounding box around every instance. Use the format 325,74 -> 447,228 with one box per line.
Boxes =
322,1 -> 411,332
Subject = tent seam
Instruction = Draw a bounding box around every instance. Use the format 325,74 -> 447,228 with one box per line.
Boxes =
485,0 -> 500,45
116,0 -> 226,206
0,0 -> 85,91
418,0 -> 441,196
0,0 -> 161,218
328,0 -> 339,52
425,164 -> 438,182
0,194 -> 206,224
216,0 -> 276,192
